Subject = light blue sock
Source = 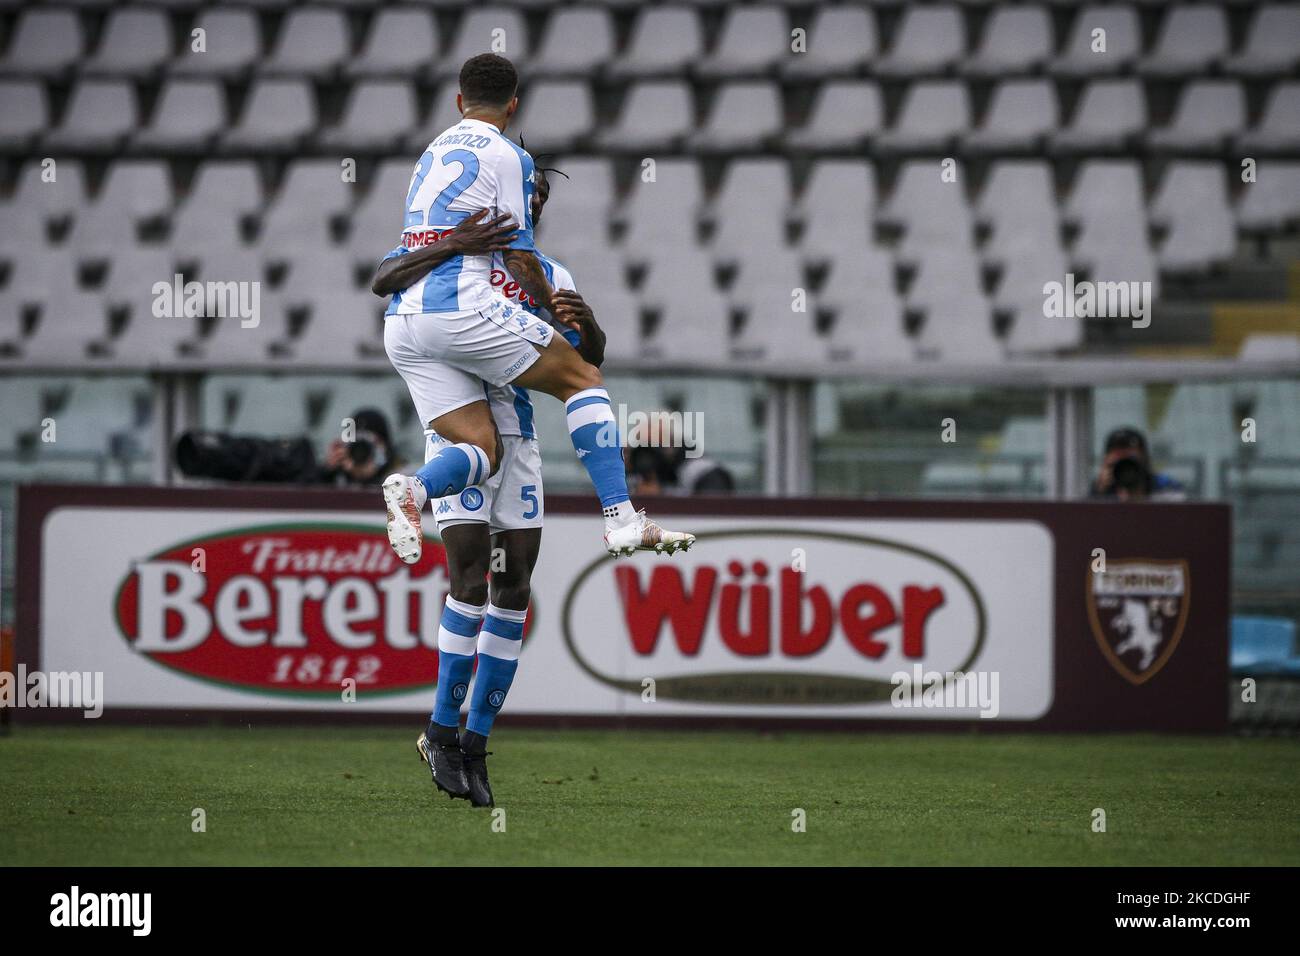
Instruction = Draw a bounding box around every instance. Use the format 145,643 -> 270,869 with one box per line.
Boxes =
416,442 -> 489,500
466,604 -> 526,737
431,596 -> 485,728
564,388 -> 631,510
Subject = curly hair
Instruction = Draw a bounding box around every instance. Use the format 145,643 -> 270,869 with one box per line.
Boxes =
458,53 -> 518,109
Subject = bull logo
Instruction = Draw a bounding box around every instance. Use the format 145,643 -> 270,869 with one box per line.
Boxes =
1086,560 -> 1190,684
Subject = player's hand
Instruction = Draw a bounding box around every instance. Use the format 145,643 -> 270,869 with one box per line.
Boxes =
552,289 -> 606,367
448,209 -> 517,256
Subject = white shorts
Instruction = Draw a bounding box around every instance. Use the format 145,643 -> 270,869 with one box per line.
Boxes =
427,431 -> 544,534
385,296 -> 554,427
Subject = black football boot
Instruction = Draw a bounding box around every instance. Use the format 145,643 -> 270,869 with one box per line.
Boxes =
416,724 -> 470,801
460,731 -> 494,808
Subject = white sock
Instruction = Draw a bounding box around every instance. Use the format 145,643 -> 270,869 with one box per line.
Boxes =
604,500 -> 637,527
409,475 -> 428,510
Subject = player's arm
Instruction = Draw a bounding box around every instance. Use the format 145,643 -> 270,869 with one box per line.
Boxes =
371,210 -> 516,297
501,249 -> 555,314
551,289 -> 606,367
497,149 -> 554,311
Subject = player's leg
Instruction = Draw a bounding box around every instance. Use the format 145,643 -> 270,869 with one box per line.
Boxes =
382,314 -> 499,564
459,436 -> 544,807
414,429 -> 499,801
511,337 -> 695,556
419,521 -> 490,797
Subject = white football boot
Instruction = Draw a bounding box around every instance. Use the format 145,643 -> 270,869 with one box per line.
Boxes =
604,510 -> 696,557
382,474 -> 426,565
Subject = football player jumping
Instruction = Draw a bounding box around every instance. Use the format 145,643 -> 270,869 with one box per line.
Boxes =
372,164 -> 602,808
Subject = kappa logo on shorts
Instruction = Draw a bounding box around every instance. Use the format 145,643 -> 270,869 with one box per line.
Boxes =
1087,559 -> 1190,685
460,488 -> 485,511
436,499 -> 452,515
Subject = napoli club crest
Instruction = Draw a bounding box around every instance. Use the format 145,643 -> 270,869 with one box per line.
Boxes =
1087,560 -> 1190,685
460,488 -> 485,511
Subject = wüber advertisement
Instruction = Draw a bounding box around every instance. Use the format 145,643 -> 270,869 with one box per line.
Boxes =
36,504 -> 1055,721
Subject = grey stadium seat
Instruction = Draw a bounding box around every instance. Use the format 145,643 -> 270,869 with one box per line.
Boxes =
687,82 -> 781,153
527,8 -> 615,77
44,80 -> 138,153
730,253 -> 821,363
1137,4 -> 1229,77
1222,5 -> 1300,77
978,161 -> 1062,261
513,81 -> 595,154
1235,82 -> 1300,156
0,161 -> 87,254
783,5 -> 876,78
794,160 -> 876,262
1236,162 -> 1300,233
786,81 -> 883,151
171,162 -> 263,252
706,159 -> 792,256
1050,80 -> 1145,153
171,9 -> 260,79
258,160 -> 355,249
65,161 -> 173,257
133,79 -> 226,152
347,10 -> 438,78
963,80 -> 1057,154
222,80 -> 316,153
317,80 -> 417,152
1146,81 -> 1245,154
880,161 -> 977,263
83,7 -> 172,78
0,9 -> 83,78
261,8 -> 349,79
1051,5 -> 1141,76
1151,162 -> 1236,273
1066,162 -> 1155,288
875,81 -> 970,154
617,159 -> 703,255
906,251 -> 1003,362
348,159 -> 426,260
696,6 -> 790,78
820,249 -> 913,364
405,82 -> 467,152
609,8 -> 705,78
874,5 -> 965,77
103,247 -> 179,312
0,79 -> 46,151
962,6 -> 1052,77
639,257 -> 730,366
431,9 -> 528,79
25,292 -> 109,364
998,245 -> 1082,355
598,81 -> 694,153
284,288 -> 385,366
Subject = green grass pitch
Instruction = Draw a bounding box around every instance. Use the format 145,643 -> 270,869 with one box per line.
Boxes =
2,727 -> 1298,866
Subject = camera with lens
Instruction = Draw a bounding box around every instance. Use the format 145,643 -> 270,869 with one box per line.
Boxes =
174,430 -> 317,484
1108,453 -> 1152,497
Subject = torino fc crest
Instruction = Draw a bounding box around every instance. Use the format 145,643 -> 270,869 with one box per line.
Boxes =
1087,560 -> 1190,685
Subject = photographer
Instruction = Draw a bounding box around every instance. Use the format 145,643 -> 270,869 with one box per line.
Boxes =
318,408 -> 400,488
1090,427 -> 1186,502
175,407 -> 401,487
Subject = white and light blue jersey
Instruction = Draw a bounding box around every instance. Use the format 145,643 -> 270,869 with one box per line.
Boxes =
482,251 -> 579,439
383,118 -> 536,316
